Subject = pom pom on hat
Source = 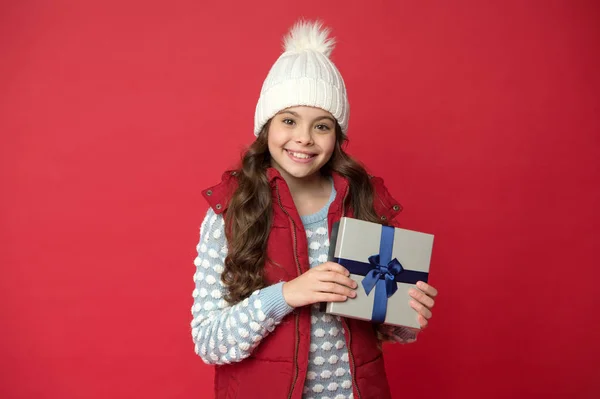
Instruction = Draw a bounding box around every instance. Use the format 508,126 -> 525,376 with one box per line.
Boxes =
254,20 -> 350,136
283,20 -> 336,57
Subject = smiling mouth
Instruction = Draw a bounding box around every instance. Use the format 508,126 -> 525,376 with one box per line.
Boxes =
285,149 -> 316,159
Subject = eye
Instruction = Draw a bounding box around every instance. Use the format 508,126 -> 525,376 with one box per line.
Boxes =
315,124 -> 332,131
282,118 -> 295,125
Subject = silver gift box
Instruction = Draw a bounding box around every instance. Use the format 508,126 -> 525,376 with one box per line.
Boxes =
325,217 -> 434,329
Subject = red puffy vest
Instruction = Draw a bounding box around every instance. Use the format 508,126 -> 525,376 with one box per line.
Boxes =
202,167 -> 403,399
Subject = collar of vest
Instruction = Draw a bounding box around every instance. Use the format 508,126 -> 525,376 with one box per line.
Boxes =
201,167 -> 402,222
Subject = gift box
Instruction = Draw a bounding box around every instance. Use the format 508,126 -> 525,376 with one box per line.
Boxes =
325,217 -> 434,329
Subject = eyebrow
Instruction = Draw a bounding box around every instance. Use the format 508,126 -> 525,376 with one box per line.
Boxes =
279,110 -> 336,124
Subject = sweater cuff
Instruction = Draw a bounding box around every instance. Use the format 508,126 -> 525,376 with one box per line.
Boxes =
258,282 -> 294,322
395,326 -> 419,341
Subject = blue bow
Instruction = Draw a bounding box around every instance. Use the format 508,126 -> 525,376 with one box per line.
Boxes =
361,225 -> 403,323
363,255 -> 404,298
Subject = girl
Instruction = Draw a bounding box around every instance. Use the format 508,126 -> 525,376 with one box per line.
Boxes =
191,20 -> 439,399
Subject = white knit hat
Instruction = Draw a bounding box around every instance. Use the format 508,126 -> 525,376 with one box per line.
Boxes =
254,20 -> 350,136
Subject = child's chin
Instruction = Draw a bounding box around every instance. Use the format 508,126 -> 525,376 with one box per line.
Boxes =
288,169 -> 318,179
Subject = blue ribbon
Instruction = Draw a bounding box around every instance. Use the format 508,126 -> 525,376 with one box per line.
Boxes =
334,225 -> 429,323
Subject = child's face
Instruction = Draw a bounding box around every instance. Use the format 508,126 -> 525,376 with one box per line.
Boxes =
267,106 -> 337,182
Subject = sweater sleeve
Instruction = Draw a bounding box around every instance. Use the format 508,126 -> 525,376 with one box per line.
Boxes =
190,208 -> 294,365
376,324 -> 419,344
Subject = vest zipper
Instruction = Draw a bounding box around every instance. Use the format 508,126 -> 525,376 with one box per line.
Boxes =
278,182 -> 360,398
343,318 -> 362,399
276,184 -> 302,399
339,187 -> 363,399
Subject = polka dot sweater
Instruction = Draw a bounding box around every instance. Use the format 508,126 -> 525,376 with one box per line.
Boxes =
298,185 -> 354,399
190,209 -> 293,365
191,183 -> 417,398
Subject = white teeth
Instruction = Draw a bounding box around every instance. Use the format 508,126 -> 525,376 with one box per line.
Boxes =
288,151 -> 313,159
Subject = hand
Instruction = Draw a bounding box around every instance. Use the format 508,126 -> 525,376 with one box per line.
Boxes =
408,281 -> 439,329
282,262 -> 358,308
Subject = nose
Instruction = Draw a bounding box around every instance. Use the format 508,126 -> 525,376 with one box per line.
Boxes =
292,125 -> 313,145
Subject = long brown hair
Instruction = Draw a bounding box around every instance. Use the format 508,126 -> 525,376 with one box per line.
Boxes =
222,122 -> 383,304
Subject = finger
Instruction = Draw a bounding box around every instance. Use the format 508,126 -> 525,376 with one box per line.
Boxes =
410,299 -> 432,319
417,314 -> 428,329
408,288 -> 435,309
320,271 -> 358,289
317,262 -> 350,276
416,281 -> 438,298
318,281 -> 357,298
315,293 -> 348,303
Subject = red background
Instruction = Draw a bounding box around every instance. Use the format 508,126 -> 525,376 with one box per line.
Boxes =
1,1 -> 599,398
